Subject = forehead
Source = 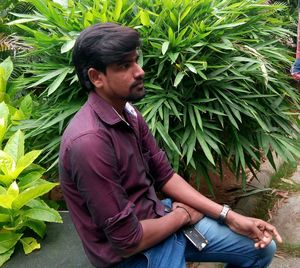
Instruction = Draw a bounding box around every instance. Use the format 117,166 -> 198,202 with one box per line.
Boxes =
121,50 -> 139,62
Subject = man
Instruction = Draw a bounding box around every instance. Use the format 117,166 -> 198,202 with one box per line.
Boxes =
59,22 -> 282,268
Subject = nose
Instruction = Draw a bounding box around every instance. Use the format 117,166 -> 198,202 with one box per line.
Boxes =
133,63 -> 145,79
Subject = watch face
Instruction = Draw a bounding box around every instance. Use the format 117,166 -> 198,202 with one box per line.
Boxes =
219,205 -> 231,223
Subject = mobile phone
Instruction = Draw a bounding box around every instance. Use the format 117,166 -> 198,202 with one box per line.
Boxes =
183,226 -> 208,251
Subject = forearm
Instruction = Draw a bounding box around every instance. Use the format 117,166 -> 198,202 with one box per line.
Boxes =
161,173 -> 282,247
161,173 -> 223,219
123,208 -> 189,257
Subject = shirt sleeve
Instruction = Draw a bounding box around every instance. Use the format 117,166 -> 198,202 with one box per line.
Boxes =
137,113 -> 175,190
68,131 -> 143,253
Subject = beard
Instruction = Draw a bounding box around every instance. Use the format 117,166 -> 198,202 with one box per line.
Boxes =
125,80 -> 146,102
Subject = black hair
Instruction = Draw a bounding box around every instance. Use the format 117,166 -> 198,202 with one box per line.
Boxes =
72,22 -> 141,91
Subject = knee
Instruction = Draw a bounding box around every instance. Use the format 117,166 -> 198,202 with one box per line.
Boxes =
258,240 -> 277,267
264,240 -> 277,257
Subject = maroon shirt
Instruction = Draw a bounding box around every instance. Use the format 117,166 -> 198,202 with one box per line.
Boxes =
59,91 -> 174,267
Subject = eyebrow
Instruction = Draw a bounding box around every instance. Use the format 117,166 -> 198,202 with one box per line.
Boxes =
116,54 -> 139,65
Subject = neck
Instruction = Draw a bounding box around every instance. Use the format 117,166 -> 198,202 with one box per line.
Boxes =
112,106 -> 125,120
94,89 -> 126,114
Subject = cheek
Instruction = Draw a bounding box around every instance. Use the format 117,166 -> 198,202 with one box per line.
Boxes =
108,73 -> 132,92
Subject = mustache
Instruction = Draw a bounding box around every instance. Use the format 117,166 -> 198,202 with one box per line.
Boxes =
130,79 -> 144,89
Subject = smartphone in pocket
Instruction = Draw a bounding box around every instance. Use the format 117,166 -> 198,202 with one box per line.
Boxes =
183,225 -> 208,251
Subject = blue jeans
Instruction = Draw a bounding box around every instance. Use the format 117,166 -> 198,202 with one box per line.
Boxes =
114,199 -> 276,268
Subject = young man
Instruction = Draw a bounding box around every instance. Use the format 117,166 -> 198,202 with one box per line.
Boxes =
59,23 -> 282,268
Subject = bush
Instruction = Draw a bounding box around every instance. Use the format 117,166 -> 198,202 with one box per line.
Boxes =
7,0 -> 300,190
0,57 -> 62,266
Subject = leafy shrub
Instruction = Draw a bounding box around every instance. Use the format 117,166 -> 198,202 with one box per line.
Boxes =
0,57 -> 62,266
7,0 -> 300,190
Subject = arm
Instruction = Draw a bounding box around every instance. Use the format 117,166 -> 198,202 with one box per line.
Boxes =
161,173 -> 282,248
161,173 -> 223,217
124,207 -> 194,257
68,132 -> 202,257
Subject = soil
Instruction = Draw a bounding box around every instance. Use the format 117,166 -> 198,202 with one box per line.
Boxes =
189,164 -> 243,207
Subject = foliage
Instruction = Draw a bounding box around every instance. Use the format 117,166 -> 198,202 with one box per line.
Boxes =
0,57 -> 33,125
6,0 -> 300,190
0,0 -> 33,61
0,57 -> 62,266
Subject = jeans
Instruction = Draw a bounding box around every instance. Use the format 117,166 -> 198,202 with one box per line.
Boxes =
114,199 -> 276,268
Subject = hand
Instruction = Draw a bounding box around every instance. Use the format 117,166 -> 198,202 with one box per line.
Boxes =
226,211 -> 282,248
172,202 -> 204,225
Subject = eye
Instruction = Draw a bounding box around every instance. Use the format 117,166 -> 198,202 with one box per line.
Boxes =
120,63 -> 131,69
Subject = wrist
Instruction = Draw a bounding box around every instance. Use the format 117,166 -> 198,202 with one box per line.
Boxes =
218,204 -> 231,224
174,206 -> 191,225
224,209 -> 240,225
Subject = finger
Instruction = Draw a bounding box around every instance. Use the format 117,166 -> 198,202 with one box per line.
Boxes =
252,222 -> 265,241
172,202 -> 180,210
263,224 -> 283,243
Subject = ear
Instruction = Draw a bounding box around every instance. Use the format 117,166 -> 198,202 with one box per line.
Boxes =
87,68 -> 104,89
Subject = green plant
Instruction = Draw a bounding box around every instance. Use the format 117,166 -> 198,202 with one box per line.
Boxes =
7,0 -> 300,191
0,57 -> 33,126
0,0 -> 33,61
0,102 -> 62,266
0,57 -> 62,266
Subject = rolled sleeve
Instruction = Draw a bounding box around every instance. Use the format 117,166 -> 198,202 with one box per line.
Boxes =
104,201 -> 143,253
68,132 -> 142,251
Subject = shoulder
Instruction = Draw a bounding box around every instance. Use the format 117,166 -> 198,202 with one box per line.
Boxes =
61,103 -> 112,149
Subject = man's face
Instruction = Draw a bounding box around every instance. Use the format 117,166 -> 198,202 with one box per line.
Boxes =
99,50 -> 145,103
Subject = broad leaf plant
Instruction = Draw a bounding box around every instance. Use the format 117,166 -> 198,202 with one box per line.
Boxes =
0,57 -> 62,266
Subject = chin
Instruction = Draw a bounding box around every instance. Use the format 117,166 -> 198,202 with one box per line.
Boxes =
126,91 -> 146,102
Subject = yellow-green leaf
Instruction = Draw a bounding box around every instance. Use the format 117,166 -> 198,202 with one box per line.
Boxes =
0,150 -> 15,176
0,214 -> 10,222
20,237 -> 40,254
0,194 -> 14,209
0,57 -> 13,93
162,41 -> 169,55
7,181 -> 19,200
19,95 -> 33,119
23,207 -> 62,223
174,72 -> 185,87
0,174 -> 14,187
11,109 -> 26,121
140,10 -> 150,26
4,130 -> 24,162
12,150 -> 42,179
113,0 -> 122,21
12,181 -> 58,210
61,39 -> 76,54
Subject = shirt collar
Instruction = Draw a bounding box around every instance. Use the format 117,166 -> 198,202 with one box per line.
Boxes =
87,91 -> 137,126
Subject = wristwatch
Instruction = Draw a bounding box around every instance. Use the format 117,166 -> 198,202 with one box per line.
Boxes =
218,204 -> 231,224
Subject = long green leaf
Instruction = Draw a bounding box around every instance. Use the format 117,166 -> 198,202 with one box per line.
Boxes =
156,122 -> 181,155
195,130 -> 215,165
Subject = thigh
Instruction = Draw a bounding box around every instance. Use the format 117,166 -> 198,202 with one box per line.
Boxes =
184,217 -> 276,268
114,232 -> 187,268
143,232 -> 187,268
113,254 -> 148,268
